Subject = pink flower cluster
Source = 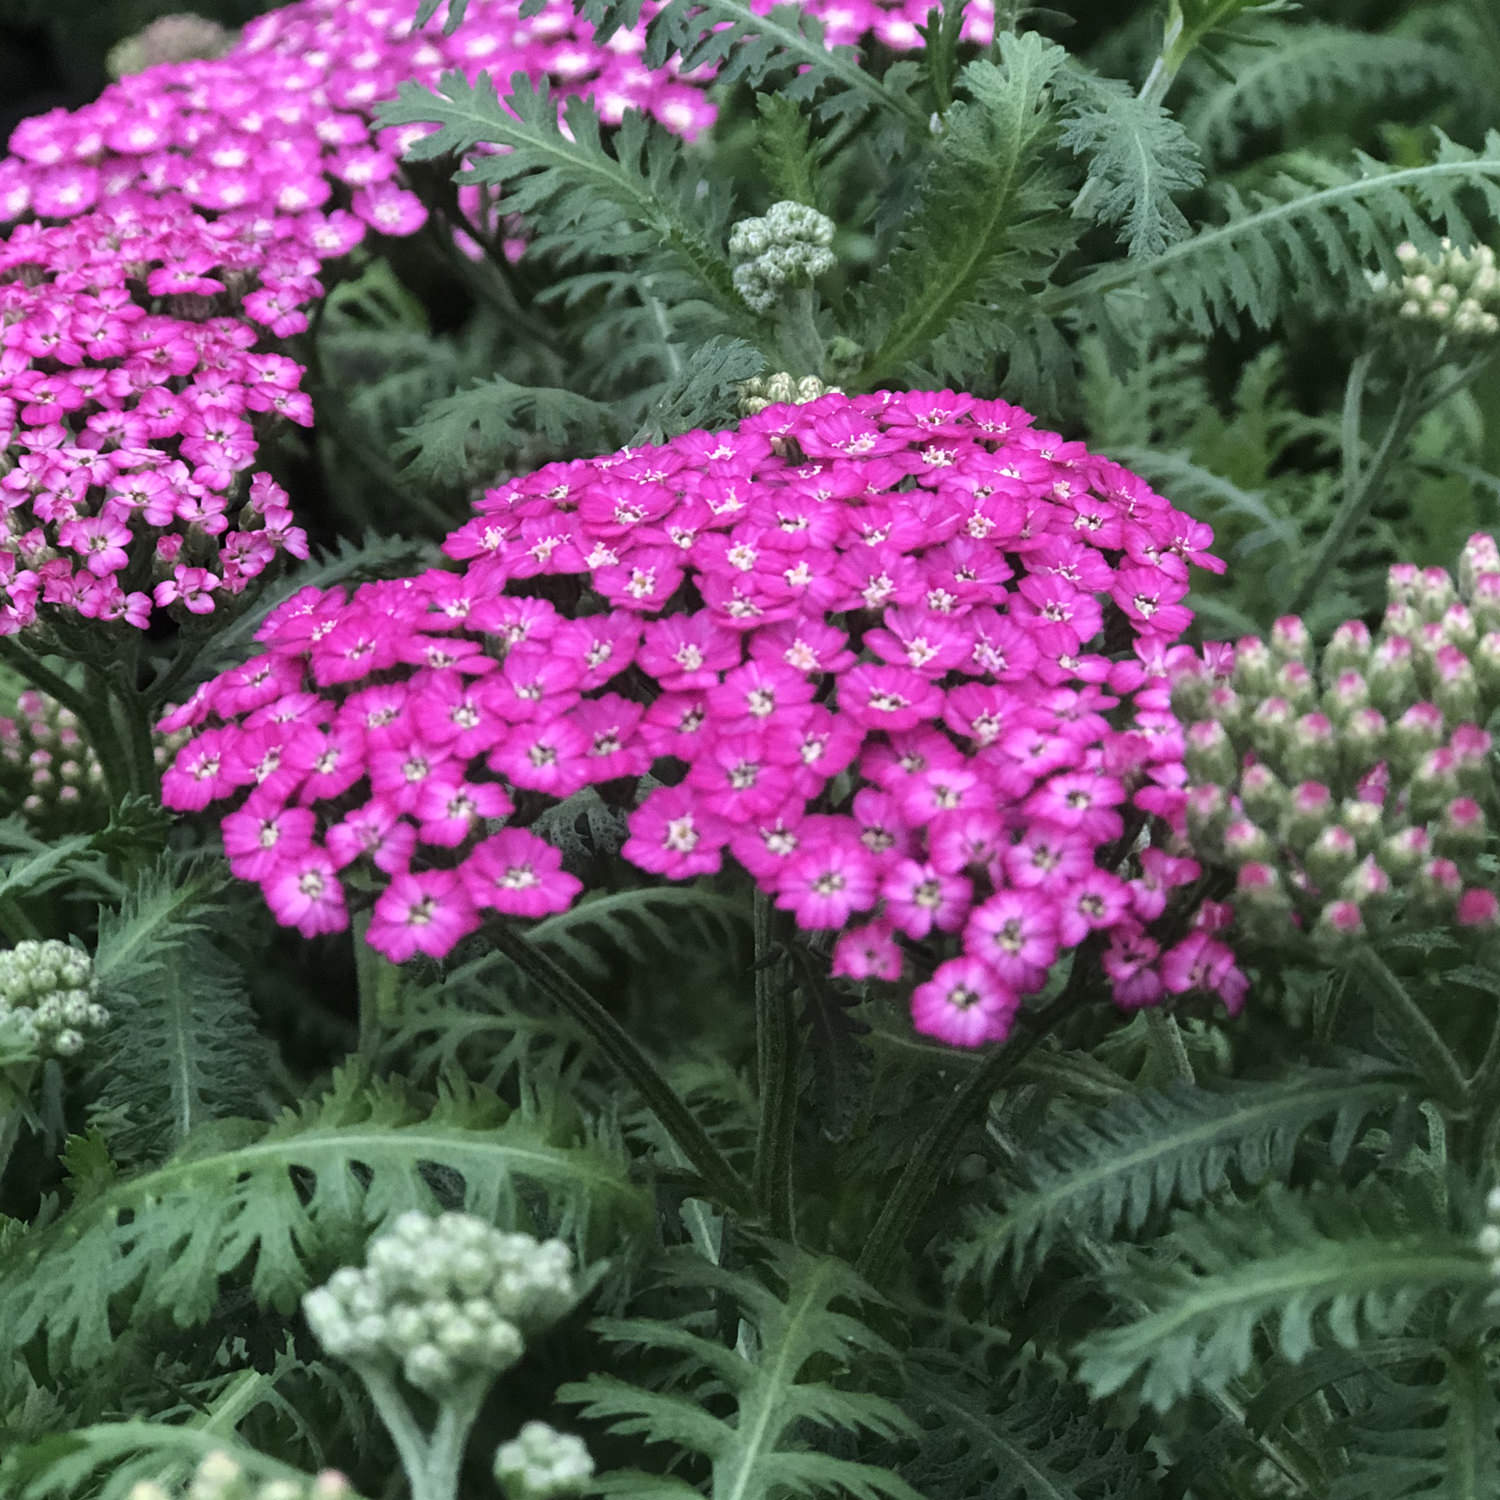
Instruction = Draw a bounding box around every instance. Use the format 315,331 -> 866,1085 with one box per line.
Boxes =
0,0 -> 994,635
160,389 -> 1245,1046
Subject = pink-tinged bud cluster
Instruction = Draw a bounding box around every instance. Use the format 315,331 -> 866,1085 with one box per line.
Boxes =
160,389 -> 1239,1047
0,684 -> 188,832
0,687 -> 103,829
0,0 -> 978,635
1173,533 -> 1500,952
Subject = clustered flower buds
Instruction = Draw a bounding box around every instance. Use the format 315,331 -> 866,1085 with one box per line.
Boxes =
0,687 -> 105,829
0,938 -> 104,1059
738,373 -> 842,416
302,1211 -> 577,1397
1174,533 -> 1500,952
1367,239 -> 1500,340
126,1452 -> 352,1500
162,388 -> 1246,1046
493,1423 -> 595,1500
105,13 -> 237,80
729,201 -> 838,313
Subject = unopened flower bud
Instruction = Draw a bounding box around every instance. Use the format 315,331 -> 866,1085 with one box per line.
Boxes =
1410,746 -> 1461,816
1436,796 -> 1487,859
1270,615 -> 1311,665
1222,818 -> 1271,864
1306,824 -> 1359,888
1340,798 -> 1384,852
1416,856 -> 1464,907
1239,762 -> 1288,825
1384,601 -> 1423,641
1169,663 -> 1215,722
1282,780 -> 1334,850
1380,824 -> 1431,879
1338,854 -> 1391,907
1478,1224 -> 1500,1257
494,1422 -> 595,1500
1275,660 -> 1317,710
1391,701 -> 1447,770
1471,574 -> 1500,634
1248,696 -> 1294,760
1367,635 -> 1417,714
1184,719 -> 1236,785
1283,712 -> 1338,783
1388,562 -> 1421,606
1416,566 -> 1457,620
1232,636 -> 1275,698
1322,669 -> 1369,721
1458,887 -> 1500,928
1433,644 -> 1479,724
1325,619 -> 1373,676
1442,602 -> 1478,650
1186,783 -> 1231,844
1313,899 -> 1365,952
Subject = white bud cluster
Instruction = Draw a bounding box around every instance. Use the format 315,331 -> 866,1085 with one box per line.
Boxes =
729,201 -> 837,313
493,1422 -> 595,1500
1367,239 -> 1500,339
0,939 -> 104,1059
125,1451 -> 353,1500
1477,1185 -> 1500,1276
302,1211 -> 577,1396
737,372 -> 843,416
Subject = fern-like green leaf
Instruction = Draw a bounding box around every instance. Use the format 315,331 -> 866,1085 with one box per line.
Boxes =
899,1362 -> 1157,1499
375,74 -> 751,321
1056,71 -> 1205,257
562,1243 -> 921,1500
629,335 -> 766,445
1052,130 -> 1500,335
1329,1348 -> 1500,1500
853,36 -> 1077,387
949,1067 -> 1410,1285
1075,1186 -> 1489,1412
0,1071 -> 647,1388
90,859 -> 277,1163
1182,26 -> 1481,165
395,375 -> 617,488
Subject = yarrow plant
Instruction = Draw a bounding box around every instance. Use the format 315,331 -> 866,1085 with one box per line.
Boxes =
8,0 -> 1500,1497
160,388 -> 1242,1045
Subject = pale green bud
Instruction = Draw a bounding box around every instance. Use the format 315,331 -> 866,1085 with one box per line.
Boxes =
494,1423 -> 595,1500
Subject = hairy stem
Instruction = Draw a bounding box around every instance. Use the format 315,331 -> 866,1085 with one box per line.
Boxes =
1286,353 -> 1489,615
425,1381 -> 488,1500
1357,946 -> 1468,1111
486,920 -> 754,1217
856,968 -> 1095,1285
752,893 -> 798,1239
360,1367 -> 442,1500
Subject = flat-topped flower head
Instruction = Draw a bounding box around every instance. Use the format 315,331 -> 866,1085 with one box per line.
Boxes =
162,391 -> 1229,1044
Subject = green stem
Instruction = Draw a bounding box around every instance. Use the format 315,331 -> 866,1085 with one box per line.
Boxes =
425,1381 -> 487,1500
1462,993 -> 1500,1171
486,920 -> 754,1217
1286,355 -> 1487,616
361,1368 -> 440,1500
354,909 -> 402,1065
855,976 -> 1094,1286
751,893 -> 798,1240
1357,946 -> 1468,1111
777,287 -> 827,379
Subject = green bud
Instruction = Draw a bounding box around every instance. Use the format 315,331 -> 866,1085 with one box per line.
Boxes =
1239,762 -> 1288,825
1321,669 -> 1369,722
494,1423 -> 595,1500
1305,824 -> 1359,888
1380,825 -> 1431,879
1340,798 -> 1384,854
1222,817 -> 1271,865
1281,780 -> 1334,851
1232,636 -> 1275,698
1390,702 -> 1447,772
1367,635 -> 1417,715
1324,619 -> 1373,676
1275,660 -> 1317,711
1435,796 -> 1488,859
1282,712 -> 1338,784
1270,615 -> 1312,666
1184,720 -> 1236,786
1312,899 -> 1366,956
1247,696 -> 1294,761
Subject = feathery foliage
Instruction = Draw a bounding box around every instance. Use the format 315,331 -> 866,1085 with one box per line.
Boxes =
1057,71 -> 1205,257
1076,1185 -> 1490,1411
1054,130 -> 1500,335
1182,25 -> 1481,165
562,1243 -> 921,1500
853,36 -> 1076,386
0,1071 -> 647,1388
90,858 -> 277,1163
949,1066 -> 1411,1283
